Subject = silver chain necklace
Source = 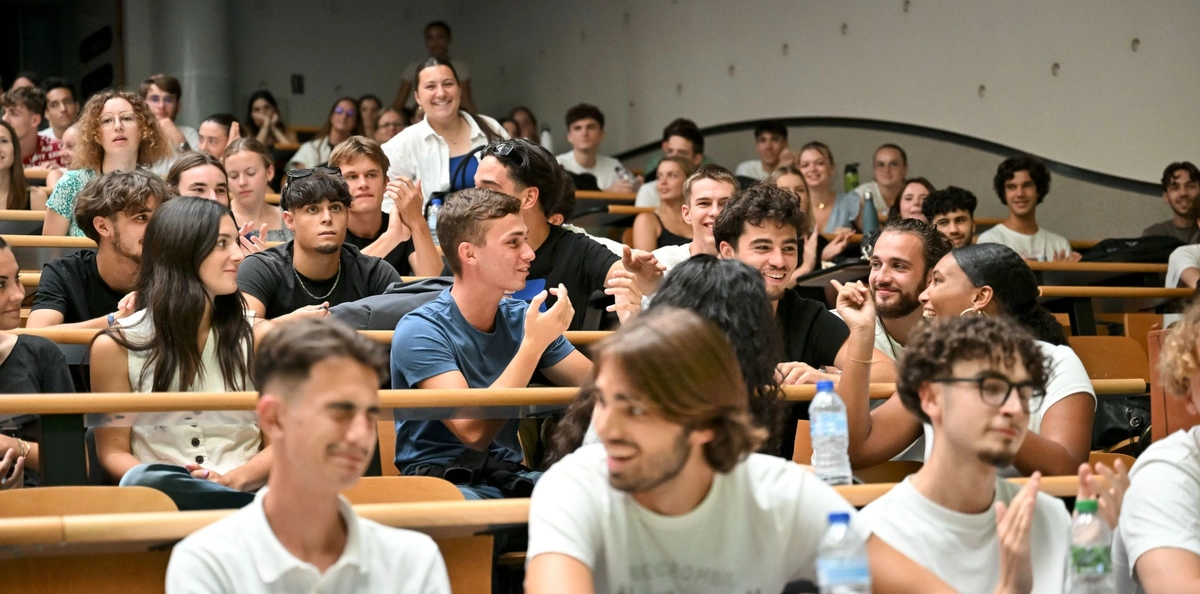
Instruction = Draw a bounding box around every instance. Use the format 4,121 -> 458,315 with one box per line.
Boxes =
292,260 -> 341,301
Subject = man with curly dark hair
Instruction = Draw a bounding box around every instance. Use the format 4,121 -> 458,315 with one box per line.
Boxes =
976,155 -> 1078,262
922,185 -> 979,248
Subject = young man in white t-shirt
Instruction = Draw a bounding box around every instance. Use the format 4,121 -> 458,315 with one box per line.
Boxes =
525,307 -> 957,594
1116,300 -> 1200,593
556,103 -> 632,193
976,155 -> 1079,262
734,120 -> 789,181
841,309 -> 1068,593
166,318 -> 450,594
649,164 -> 739,273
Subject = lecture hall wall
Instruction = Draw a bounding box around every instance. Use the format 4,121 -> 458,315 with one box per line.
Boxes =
118,0 -> 1200,238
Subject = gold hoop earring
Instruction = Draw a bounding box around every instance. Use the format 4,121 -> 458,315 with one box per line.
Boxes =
959,307 -> 986,317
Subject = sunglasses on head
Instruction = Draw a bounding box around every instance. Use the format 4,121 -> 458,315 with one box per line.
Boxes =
286,166 -> 342,181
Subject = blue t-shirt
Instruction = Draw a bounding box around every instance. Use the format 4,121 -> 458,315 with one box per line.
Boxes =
391,288 -> 575,470
447,154 -> 479,192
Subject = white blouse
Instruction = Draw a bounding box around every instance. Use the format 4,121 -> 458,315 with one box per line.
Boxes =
380,111 -> 507,208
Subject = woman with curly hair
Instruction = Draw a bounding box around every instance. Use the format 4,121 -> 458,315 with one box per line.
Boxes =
44,90 -> 171,236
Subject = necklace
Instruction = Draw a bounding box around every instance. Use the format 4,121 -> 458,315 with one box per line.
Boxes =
292,260 -> 341,301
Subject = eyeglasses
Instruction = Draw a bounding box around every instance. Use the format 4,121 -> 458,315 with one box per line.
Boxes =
378,121 -> 405,130
98,113 -> 139,129
932,374 -> 1046,413
146,95 -> 176,105
334,106 -> 356,117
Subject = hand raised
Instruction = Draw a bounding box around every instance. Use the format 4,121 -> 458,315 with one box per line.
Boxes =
524,284 -> 573,349
604,270 -> 643,324
994,472 -> 1039,594
831,279 -> 875,332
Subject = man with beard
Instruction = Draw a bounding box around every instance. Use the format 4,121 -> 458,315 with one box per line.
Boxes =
237,169 -> 400,322
525,308 -> 956,593
923,186 -> 979,248
1143,161 -> 1200,243
852,313 -> 1070,593
28,171 -> 167,329
861,218 -> 953,361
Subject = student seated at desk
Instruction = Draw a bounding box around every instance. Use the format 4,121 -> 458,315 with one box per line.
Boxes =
166,151 -> 230,206
647,164 -> 739,278
236,168 -> 400,322
92,197 -> 276,510
166,318 -> 450,594
630,156 -> 695,252
28,170 -> 169,330
1142,161 -> 1199,243
0,119 -> 47,210
391,188 -> 594,500
976,155 -> 1079,262
922,185 -> 979,248
526,308 -> 955,594
835,243 -> 1096,477
0,235 -> 74,489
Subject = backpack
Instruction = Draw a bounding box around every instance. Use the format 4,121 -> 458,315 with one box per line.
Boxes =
1080,236 -> 1184,263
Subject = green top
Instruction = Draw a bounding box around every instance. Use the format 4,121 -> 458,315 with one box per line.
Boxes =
45,168 -> 98,237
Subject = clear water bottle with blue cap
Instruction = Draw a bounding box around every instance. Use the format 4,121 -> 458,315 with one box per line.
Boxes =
810,379 -> 852,485
427,198 -> 442,247
817,512 -> 871,594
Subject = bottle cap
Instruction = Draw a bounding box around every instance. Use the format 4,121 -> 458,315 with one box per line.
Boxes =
816,380 -> 835,392
828,512 -> 851,524
1075,498 -> 1099,514
431,198 -> 443,205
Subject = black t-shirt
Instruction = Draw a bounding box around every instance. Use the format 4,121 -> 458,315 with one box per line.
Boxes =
0,335 -> 74,394
237,241 -> 401,319
31,250 -> 124,323
528,225 -> 621,330
344,212 -> 418,276
776,288 -> 849,368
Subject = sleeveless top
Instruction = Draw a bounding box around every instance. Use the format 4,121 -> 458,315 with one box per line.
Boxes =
654,213 -> 691,248
117,309 -> 261,474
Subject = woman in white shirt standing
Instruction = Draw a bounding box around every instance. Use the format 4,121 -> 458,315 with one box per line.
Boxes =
286,97 -> 362,171
91,196 -> 276,510
381,57 -> 506,207
836,242 -> 1095,477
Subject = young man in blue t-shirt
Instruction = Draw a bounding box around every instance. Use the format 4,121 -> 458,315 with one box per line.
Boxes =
391,187 -> 594,499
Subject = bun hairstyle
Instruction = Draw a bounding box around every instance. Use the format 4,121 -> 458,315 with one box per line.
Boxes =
951,243 -> 1067,346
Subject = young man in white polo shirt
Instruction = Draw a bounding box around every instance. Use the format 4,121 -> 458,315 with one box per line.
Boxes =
525,307 -> 957,593
166,318 -> 450,594
556,104 -> 632,193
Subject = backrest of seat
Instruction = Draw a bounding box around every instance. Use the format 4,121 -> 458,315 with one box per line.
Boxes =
0,486 -> 177,518
1088,451 -> 1136,469
792,420 -> 813,465
377,420 -> 399,476
1066,335 -> 1151,383
1148,328 -> 1200,441
1052,312 -> 1073,337
342,477 -> 491,594
1124,313 -> 1163,358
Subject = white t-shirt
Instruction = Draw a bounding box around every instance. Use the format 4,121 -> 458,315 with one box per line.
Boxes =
38,127 -> 59,140
563,223 -> 624,256
641,243 -> 695,309
527,443 -> 862,593
1166,244 -> 1200,288
558,152 -> 623,190
976,224 -> 1072,262
922,340 -> 1097,476
634,183 -> 659,207
166,488 -> 451,594
1114,426 -> 1200,593
860,476 -> 1070,594
735,160 -> 768,180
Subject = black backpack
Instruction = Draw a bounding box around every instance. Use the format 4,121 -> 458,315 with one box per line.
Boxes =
1080,236 -> 1184,263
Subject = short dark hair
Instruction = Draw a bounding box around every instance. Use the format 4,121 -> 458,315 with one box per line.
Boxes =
480,138 -> 567,217
753,120 -> 788,141
39,77 -> 75,100
201,113 -> 238,134
254,317 -> 389,394
877,218 -> 953,275
12,71 -> 40,88
139,74 -> 182,100
74,171 -> 171,242
897,315 -> 1048,424
437,188 -> 522,275
713,184 -> 803,249
663,118 -> 704,155
166,151 -> 226,193
281,169 -> 352,211
875,143 -> 908,166
922,186 -> 979,221
993,155 -> 1051,204
1161,162 -> 1200,193
425,20 -> 451,37
565,103 -> 605,129
1,86 -> 46,115
550,174 -> 578,222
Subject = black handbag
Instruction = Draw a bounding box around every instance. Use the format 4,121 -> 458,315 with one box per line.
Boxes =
1092,395 -> 1151,454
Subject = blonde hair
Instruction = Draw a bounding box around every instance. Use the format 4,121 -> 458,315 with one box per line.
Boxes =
74,90 -> 172,171
767,165 -> 814,235
1161,298 -> 1200,396
328,135 -> 390,172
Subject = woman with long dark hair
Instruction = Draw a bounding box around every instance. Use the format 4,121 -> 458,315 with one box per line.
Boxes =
381,57 -> 507,205
0,119 -> 45,210
835,242 -> 1095,477
547,255 -> 789,461
286,97 -> 362,171
244,90 -> 297,149
91,197 -> 276,510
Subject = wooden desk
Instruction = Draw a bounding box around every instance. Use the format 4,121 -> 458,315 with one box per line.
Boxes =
267,190 -> 635,207
12,327 -> 607,346
1038,286 -> 1192,335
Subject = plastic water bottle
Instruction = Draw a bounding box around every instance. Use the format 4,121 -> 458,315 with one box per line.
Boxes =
817,512 -> 871,594
861,191 -> 880,234
1067,499 -> 1115,593
427,198 -> 442,247
539,126 -> 554,153
843,163 -> 859,192
810,380 -> 852,485
614,165 -> 639,189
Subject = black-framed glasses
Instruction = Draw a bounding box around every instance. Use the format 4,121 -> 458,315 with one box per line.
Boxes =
932,374 -> 1046,413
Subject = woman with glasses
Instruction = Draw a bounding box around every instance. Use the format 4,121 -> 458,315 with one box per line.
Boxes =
244,90 -> 298,149
832,242 -> 1095,477
44,90 -> 172,236
381,57 -> 506,206
286,97 -> 362,172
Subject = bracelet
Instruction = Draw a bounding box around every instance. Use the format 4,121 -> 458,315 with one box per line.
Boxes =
107,312 -> 116,326
846,355 -> 875,365
18,439 -> 28,458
